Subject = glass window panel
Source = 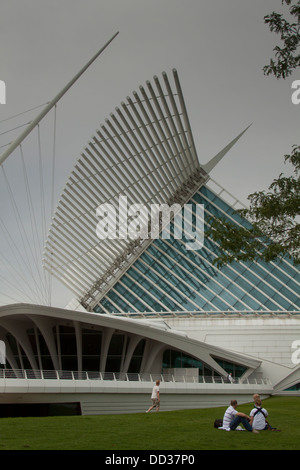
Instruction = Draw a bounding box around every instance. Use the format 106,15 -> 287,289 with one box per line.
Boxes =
82,329 -> 102,355
108,335 -> 125,355
92,182 -> 299,314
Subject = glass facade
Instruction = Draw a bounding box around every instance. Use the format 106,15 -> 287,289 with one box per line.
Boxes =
56,326 -> 78,371
82,329 -> 102,372
213,357 -> 247,378
285,383 -> 300,391
162,349 -> 247,379
5,327 -> 147,374
94,184 -> 300,314
7,329 -> 55,371
162,349 -> 219,377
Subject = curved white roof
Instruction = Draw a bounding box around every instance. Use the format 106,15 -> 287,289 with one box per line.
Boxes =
0,303 -> 261,377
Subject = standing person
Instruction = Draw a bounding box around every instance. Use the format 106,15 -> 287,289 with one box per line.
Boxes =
146,379 -> 160,412
227,373 -> 234,383
222,399 -> 259,433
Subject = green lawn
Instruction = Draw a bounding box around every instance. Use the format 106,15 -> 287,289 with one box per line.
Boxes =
0,396 -> 299,450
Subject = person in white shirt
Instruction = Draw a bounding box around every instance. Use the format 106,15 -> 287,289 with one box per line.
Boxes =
227,373 -> 234,383
146,380 -> 160,412
222,400 -> 259,433
249,396 -> 269,430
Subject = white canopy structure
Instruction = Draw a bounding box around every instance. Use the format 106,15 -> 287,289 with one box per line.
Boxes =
43,69 -> 250,311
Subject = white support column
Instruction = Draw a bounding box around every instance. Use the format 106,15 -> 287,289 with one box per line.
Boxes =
100,327 -> 114,372
121,335 -> 144,374
0,318 -> 39,370
27,315 -> 60,370
141,340 -> 165,374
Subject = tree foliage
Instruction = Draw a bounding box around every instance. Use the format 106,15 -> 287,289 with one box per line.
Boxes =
209,147 -> 300,267
263,0 -> 300,79
208,1 -> 300,268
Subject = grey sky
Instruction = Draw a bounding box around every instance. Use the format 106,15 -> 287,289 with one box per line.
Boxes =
0,0 -> 299,307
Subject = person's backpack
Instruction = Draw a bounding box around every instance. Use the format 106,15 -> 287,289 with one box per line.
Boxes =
253,407 -> 266,418
214,418 -> 223,428
253,406 -> 281,431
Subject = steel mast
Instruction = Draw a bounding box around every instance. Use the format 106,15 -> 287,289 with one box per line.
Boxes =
0,31 -> 119,166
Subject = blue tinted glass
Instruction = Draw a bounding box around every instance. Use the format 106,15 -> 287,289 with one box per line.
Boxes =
94,183 -> 300,314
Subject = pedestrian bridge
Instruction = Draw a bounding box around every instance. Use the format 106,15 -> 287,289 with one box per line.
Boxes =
0,368 -> 272,385
0,369 -> 273,415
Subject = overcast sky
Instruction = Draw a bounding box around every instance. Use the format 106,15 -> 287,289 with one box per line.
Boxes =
0,0 -> 299,307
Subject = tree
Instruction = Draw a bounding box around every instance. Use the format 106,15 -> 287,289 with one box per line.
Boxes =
208,148 -> 300,267
208,1 -> 300,268
263,0 -> 300,79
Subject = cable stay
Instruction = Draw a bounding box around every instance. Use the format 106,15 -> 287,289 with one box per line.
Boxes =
0,32 -> 119,307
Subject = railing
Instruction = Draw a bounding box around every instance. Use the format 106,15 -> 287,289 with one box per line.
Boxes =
110,310 -> 300,319
0,369 -> 272,386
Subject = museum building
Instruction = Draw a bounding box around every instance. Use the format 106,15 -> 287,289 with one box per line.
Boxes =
0,70 -> 299,415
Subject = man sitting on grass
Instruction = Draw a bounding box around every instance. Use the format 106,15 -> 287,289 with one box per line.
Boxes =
221,400 -> 259,433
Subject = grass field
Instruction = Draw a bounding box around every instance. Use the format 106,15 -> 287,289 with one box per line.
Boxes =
0,396 -> 299,450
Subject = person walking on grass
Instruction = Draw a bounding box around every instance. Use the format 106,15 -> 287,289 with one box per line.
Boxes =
146,380 -> 160,412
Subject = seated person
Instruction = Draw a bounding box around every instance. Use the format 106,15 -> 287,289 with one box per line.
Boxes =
249,396 -> 269,430
222,399 -> 259,433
